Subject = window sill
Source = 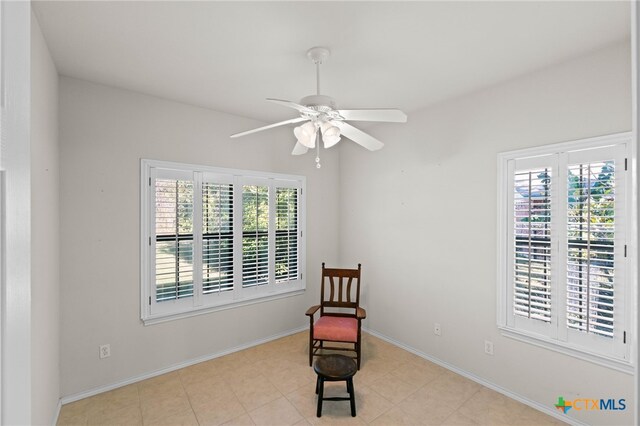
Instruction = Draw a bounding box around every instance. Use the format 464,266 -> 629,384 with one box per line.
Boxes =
142,287 -> 305,326
498,326 -> 633,375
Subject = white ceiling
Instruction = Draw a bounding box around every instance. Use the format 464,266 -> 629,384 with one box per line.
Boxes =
33,1 -> 630,124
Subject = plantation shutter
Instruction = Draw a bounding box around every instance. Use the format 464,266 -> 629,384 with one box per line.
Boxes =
275,186 -> 299,283
513,167 -> 553,323
566,158 -> 616,338
202,180 -> 234,294
499,136 -> 629,363
242,184 -> 269,287
154,175 -> 194,302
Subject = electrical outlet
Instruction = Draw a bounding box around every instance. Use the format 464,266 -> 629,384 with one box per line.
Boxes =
99,344 -> 111,359
484,340 -> 494,355
434,323 -> 441,336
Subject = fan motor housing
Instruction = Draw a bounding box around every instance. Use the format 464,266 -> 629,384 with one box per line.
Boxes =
300,95 -> 337,110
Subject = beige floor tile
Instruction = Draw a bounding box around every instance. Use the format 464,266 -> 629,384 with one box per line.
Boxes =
369,407 -> 421,425
143,408 -> 198,426
255,355 -> 292,372
285,384 -> 323,420
457,387 -> 526,425
458,389 -> 566,426
77,393 -> 113,417
368,373 -> 421,405
359,356 -> 405,377
265,363 -> 315,394
57,411 -> 88,426
221,413 -> 256,426
57,416 -> 87,426
426,371 -> 482,405
217,351 -> 251,372
192,393 -> 247,426
515,405 -> 566,426
396,392 -> 456,425
351,385 -> 393,423
232,374 -> 283,411
351,365 -> 388,388
87,404 -> 143,426
441,410 -> 479,425
248,395 -> 304,425
138,372 -> 182,391
307,413 -> 367,425
378,347 -> 423,365
395,372 -> 480,424
179,361 -> 223,387
57,399 -> 90,425
222,361 -> 264,383
184,375 -> 233,404
390,360 -> 446,388
140,391 -> 192,424
83,384 -> 140,416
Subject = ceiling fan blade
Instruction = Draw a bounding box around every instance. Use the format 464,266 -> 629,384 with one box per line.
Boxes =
291,142 -> 309,156
267,98 -> 316,115
334,122 -> 384,151
231,117 -> 308,138
337,109 -> 407,123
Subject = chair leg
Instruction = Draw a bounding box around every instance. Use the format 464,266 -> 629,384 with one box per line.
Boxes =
316,377 -> 324,417
309,320 -> 315,367
315,376 -> 319,395
348,378 -> 356,417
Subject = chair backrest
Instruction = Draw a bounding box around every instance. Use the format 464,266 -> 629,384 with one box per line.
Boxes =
320,263 -> 361,316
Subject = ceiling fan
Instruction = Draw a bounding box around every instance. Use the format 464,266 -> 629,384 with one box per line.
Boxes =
231,47 -> 407,164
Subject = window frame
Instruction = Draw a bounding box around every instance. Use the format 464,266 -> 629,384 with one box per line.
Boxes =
140,159 -> 306,325
497,132 -> 634,373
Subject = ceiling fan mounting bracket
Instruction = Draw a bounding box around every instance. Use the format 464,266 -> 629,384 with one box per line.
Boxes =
306,46 -> 330,64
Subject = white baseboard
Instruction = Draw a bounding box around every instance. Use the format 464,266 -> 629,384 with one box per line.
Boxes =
58,325 -> 307,407
363,327 -> 585,426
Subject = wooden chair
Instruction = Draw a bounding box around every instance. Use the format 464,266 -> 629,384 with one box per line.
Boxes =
306,263 -> 366,369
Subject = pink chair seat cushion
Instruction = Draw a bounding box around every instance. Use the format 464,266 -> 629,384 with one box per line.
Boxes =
313,316 -> 358,342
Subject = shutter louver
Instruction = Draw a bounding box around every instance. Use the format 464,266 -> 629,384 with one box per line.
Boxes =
566,161 -> 615,338
242,185 -> 269,287
275,187 -> 299,283
513,168 -> 552,322
155,179 -> 194,302
202,182 -> 234,294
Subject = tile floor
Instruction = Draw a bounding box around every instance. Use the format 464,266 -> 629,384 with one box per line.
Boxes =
57,332 -> 565,425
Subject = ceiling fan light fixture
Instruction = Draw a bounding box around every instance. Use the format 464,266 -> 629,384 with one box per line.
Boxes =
322,135 -> 341,148
320,121 -> 341,148
294,121 -> 317,148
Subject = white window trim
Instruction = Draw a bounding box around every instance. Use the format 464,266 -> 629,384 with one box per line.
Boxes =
140,159 -> 306,325
497,132 -> 635,374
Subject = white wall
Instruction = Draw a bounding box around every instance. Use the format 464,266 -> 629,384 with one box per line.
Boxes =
2,2 -> 33,424
58,77 -> 340,397
30,10 -> 60,426
340,41 -> 633,426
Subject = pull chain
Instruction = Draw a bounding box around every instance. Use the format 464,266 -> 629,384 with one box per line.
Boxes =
315,131 -> 321,169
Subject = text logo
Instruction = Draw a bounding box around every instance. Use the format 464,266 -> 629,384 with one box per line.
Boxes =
555,396 -> 626,414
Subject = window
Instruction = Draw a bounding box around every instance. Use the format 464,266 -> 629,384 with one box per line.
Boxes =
141,160 -> 305,324
497,133 -> 632,371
